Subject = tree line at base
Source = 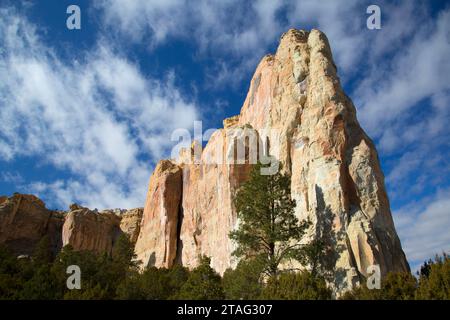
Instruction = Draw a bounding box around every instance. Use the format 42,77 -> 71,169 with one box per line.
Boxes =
0,239 -> 448,300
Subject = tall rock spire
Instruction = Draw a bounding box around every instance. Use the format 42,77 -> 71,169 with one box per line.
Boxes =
135,29 -> 409,293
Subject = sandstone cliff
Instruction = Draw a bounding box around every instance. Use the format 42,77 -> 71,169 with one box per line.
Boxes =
135,29 -> 410,292
0,194 -> 142,256
119,208 -> 143,244
62,204 -> 122,254
0,194 -> 56,255
134,160 -> 182,268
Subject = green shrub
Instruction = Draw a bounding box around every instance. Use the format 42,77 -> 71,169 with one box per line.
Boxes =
341,272 -> 417,300
176,256 -> 224,300
222,259 -> 264,299
416,254 -> 450,300
260,271 -> 332,300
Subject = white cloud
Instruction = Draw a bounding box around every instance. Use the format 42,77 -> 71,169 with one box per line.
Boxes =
393,189 -> 450,264
386,137 -> 449,199
97,0 -> 287,87
355,8 -> 450,139
99,0 -> 283,53
1,171 -> 24,184
95,1 -> 420,87
351,6 -> 450,208
0,7 -> 198,210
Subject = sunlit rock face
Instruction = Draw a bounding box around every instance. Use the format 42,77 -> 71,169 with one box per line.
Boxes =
136,28 -> 409,293
134,160 -> 182,268
119,208 -> 143,245
176,130 -> 254,273
240,29 -> 409,291
61,205 -> 143,255
62,205 -> 122,254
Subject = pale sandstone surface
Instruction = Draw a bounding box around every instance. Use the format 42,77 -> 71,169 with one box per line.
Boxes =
99,207 -> 144,244
134,160 -> 182,268
62,205 -> 122,254
137,28 -> 409,293
119,208 -> 143,244
177,128 -> 254,272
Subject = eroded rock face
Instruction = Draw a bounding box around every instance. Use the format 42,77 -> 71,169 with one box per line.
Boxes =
62,205 -> 122,254
134,160 -> 182,268
119,208 -> 143,244
137,28 -> 409,293
177,128 -> 253,272
0,194 -> 53,255
0,194 -> 144,257
236,29 -> 408,291
46,212 -> 65,254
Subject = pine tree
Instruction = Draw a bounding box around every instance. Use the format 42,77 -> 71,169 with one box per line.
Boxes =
0,245 -> 24,299
19,236 -> 58,299
32,235 -> 53,265
260,271 -> 332,300
416,253 -> 450,299
112,234 -> 138,268
230,163 -> 310,278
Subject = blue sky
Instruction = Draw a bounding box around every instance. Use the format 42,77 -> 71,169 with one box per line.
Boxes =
0,0 -> 449,270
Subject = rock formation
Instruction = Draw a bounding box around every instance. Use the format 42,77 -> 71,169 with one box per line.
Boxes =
119,208 -> 143,244
135,29 -> 410,292
134,160 -> 182,268
62,205 -> 122,254
0,194 -> 142,256
0,194 -> 55,255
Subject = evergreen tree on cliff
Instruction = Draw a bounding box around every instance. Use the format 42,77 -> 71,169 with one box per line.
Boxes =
230,163 -> 309,278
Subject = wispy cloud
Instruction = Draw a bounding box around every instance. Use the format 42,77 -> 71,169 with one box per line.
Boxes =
355,8 -> 450,140
354,6 -> 450,207
97,0 -> 287,88
393,188 -> 450,266
98,0 -> 285,55
0,7 -> 198,209
1,171 -> 24,185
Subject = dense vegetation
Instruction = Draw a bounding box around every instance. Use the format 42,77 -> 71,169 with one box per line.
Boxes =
0,237 -> 329,300
0,238 -> 448,300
